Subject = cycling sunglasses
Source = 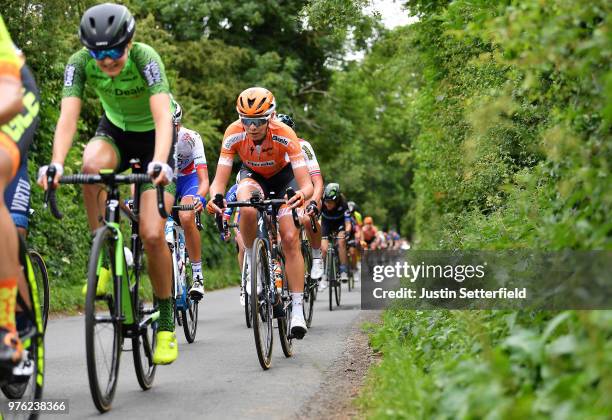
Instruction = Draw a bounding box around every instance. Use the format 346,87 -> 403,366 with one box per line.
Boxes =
240,116 -> 270,128
88,45 -> 126,61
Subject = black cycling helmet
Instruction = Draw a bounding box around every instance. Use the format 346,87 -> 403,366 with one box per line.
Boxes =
324,183 -> 340,202
79,3 -> 135,50
277,114 -> 295,129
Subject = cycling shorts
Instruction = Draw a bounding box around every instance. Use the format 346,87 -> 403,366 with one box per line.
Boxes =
176,172 -> 206,204
93,114 -> 177,194
238,163 -> 298,199
3,158 -> 29,229
321,217 -> 346,238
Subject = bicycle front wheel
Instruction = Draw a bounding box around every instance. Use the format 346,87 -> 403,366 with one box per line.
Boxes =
1,245 -> 45,416
28,250 -> 49,333
85,226 -> 122,413
243,254 -> 252,329
327,249 -> 334,311
251,238 -> 273,369
277,256 -> 293,358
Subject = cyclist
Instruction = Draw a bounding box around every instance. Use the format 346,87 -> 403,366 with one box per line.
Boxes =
319,183 -> 352,289
276,113 -> 324,280
171,100 -> 209,299
346,201 -> 362,273
361,216 -> 381,250
37,4 -> 179,365
0,14 -> 28,369
1,45 -> 41,378
207,87 -> 313,338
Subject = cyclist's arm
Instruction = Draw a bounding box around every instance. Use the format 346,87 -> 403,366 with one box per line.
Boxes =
150,93 -> 172,163
193,131 -> 209,197
51,97 -> 82,164
209,163 -> 231,202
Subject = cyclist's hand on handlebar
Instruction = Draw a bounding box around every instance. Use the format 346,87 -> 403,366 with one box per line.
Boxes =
286,190 -> 305,209
146,161 -> 173,186
193,194 -> 205,213
37,163 -> 64,189
206,198 -> 225,215
306,200 -> 319,217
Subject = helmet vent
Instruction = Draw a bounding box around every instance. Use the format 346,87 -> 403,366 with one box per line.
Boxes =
247,98 -> 256,108
255,97 -> 266,111
89,17 -> 96,28
108,16 -> 115,25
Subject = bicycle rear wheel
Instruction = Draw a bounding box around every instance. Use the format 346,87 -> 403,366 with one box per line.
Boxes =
181,291 -> 199,344
1,246 -> 45,417
334,254 -> 342,306
277,256 -> 293,358
85,226 -> 122,413
327,249 -> 334,312
243,253 -> 252,328
28,250 -> 49,333
302,243 -> 315,327
251,238 -> 273,369
133,296 -> 157,390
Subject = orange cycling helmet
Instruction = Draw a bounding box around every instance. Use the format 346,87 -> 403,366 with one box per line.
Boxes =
236,87 -> 276,117
364,216 -> 373,225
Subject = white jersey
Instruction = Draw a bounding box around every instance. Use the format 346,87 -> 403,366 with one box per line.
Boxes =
176,127 -> 207,176
285,138 -> 321,178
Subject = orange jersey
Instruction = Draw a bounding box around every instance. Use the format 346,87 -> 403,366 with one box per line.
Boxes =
218,119 -> 306,178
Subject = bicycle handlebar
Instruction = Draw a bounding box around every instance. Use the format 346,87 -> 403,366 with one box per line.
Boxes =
171,204 -> 203,231
44,166 -> 168,219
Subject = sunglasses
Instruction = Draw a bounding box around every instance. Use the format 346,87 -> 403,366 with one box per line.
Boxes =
88,46 -> 126,61
240,116 -> 270,128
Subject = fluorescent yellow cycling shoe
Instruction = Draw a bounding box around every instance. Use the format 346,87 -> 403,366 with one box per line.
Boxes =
82,267 -> 112,297
153,331 -> 178,365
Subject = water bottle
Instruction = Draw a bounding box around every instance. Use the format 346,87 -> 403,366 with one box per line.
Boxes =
124,247 -> 133,267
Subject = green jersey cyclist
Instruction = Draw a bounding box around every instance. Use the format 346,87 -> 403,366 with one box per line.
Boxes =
38,3 -> 179,364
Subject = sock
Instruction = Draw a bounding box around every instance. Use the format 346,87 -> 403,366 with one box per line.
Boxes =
311,248 -> 322,259
291,292 -> 303,307
0,277 -> 18,331
157,298 -> 174,332
191,261 -> 202,278
340,265 -> 347,274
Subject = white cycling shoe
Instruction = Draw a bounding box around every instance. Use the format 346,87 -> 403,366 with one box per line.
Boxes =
290,310 -> 307,339
318,276 -> 328,291
311,258 -> 324,279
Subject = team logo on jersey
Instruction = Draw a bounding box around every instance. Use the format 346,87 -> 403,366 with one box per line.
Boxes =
64,65 -> 76,87
302,145 -> 313,160
223,132 -> 246,150
246,160 -> 275,167
271,135 -> 289,146
143,60 -> 162,86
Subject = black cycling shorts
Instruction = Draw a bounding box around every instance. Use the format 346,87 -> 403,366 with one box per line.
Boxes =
94,114 -> 177,173
238,163 -> 298,199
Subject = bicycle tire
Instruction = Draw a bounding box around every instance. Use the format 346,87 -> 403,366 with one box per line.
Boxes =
251,238 -> 273,370
85,226 -> 122,413
132,298 -> 157,390
1,245 -> 45,417
243,253 -> 252,329
334,253 -> 341,306
28,250 -> 49,333
302,243 -> 315,327
277,256 -> 293,358
327,248 -> 334,312
181,292 -> 198,344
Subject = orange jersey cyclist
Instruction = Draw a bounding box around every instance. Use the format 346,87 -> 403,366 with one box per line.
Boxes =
207,87 -> 313,338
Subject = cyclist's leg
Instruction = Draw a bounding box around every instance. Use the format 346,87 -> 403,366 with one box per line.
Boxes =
4,159 -> 32,311
81,118 -> 120,230
0,135 -> 22,365
176,173 -> 204,289
235,167 -> 265,265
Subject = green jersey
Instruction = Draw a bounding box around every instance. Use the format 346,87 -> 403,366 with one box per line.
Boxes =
62,42 -> 170,132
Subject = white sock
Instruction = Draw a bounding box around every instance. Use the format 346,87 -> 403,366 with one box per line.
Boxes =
311,248 -> 322,259
291,292 -> 303,307
191,261 -> 202,274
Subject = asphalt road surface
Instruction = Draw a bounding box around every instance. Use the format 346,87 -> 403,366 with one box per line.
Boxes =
36,273 -> 364,419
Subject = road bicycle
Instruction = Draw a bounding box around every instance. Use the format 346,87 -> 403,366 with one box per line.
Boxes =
45,164 -> 167,412
325,232 -> 342,311
165,204 -> 202,343
214,189 -> 301,370
300,213 -> 318,328
0,236 -> 46,420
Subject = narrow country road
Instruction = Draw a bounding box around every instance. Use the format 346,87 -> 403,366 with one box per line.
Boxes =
39,273 -> 365,419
